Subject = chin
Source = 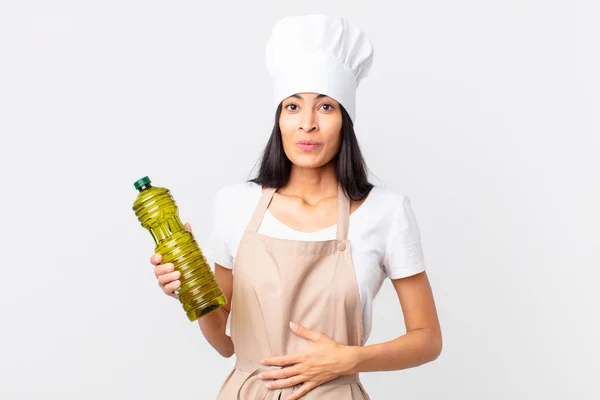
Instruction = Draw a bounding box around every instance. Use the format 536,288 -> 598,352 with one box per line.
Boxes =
289,155 -> 328,169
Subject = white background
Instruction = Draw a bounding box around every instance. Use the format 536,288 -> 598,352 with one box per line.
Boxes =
1,1 -> 598,398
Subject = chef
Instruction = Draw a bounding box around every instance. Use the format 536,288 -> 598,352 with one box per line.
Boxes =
151,14 -> 442,400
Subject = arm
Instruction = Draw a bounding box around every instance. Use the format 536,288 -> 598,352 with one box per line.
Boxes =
197,263 -> 235,358
349,271 -> 442,373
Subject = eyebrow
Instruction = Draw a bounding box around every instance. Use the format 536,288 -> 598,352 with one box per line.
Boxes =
291,93 -> 328,100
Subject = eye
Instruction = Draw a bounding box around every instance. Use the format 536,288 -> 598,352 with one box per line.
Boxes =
321,103 -> 335,112
284,103 -> 299,111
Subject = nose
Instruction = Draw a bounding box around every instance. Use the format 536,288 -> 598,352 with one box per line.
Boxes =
299,110 -> 317,133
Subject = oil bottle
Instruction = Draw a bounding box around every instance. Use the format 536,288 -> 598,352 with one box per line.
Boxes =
132,176 -> 227,321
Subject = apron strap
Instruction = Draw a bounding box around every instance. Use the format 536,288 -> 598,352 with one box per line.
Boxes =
336,183 -> 350,241
245,183 -> 351,241
246,186 -> 277,233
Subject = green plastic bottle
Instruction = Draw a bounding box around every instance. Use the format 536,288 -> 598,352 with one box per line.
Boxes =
132,176 -> 227,321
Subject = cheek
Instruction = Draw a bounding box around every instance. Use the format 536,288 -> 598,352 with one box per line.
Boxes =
279,125 -> 294,149
278,117 -> 296,140
325,136 -> 342,157
322,123 -> 343,152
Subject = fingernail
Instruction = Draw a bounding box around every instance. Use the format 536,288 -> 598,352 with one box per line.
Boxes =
289,321 -> 298,330
265,383 -> 272,389
257,374 -> 264,379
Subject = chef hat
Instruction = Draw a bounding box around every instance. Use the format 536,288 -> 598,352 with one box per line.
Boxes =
265,15 -> 374,123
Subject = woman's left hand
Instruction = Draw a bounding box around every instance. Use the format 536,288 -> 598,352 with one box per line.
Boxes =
258,321 -> 359,400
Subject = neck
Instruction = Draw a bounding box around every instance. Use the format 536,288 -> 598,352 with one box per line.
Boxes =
278,161 -> 338,204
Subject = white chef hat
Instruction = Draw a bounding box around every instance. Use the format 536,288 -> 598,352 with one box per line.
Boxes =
265,14 -> 374,123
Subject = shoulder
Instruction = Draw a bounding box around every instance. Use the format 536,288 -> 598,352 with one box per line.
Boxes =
356,184 -> 421,243
211,181 -> 263,221
368,185 -> 423,250
214,181 -> 262,204
361,184 -> 409,218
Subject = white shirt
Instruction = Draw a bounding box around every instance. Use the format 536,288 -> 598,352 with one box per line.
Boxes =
201,181 -> 427,345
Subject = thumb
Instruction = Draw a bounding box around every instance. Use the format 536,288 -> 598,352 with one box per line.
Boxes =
184,222 -> 192,232
289,321 -> 323,343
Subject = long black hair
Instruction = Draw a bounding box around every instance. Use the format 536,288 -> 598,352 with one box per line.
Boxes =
248,102 -> 374,201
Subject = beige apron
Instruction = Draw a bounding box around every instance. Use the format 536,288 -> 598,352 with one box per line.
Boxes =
217,183 -> 370,399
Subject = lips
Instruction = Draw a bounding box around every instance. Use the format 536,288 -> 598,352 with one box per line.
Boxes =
296,140 -> 321,151
297,140 -> 320,145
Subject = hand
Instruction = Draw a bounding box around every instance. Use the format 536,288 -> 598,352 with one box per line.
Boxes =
150,221 -> 193,299
258,322 -> 359,400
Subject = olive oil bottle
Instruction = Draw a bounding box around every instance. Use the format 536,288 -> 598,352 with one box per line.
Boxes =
132,176 -> 226,321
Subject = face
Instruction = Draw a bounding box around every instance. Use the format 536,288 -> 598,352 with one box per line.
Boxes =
279,92 -> 343,169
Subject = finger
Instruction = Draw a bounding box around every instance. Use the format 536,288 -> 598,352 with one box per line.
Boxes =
261,354 -> 302,367
184,222 -> 192,232
163,280 -> 180,294
153,263 -> 175,278
286,381 -> 317,400
150,253 -> 162,266
289,322 -> 323,343
157,270 -> 181,285
259,365 -> 302,381
265,374 -> 306,391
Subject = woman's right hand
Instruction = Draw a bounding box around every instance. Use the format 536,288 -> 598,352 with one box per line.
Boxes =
150,221 -> 192,299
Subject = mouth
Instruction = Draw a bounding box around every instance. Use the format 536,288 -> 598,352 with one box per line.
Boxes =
296,140 -> 321,151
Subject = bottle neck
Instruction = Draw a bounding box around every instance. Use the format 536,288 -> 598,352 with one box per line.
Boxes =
138,183 -> 152,191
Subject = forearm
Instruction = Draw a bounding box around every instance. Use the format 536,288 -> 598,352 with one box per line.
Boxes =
349,328 -> 442,374
197,307 -> 234,358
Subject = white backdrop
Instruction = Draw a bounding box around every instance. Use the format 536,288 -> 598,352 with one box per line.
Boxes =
1,1 -> 598,399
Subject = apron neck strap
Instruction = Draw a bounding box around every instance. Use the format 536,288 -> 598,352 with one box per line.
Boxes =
336,183 -> 350,241
246,186 -> 277,233
246,183 -> 350,241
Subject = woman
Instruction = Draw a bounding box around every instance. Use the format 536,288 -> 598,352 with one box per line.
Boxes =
151,15 -> 442,400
